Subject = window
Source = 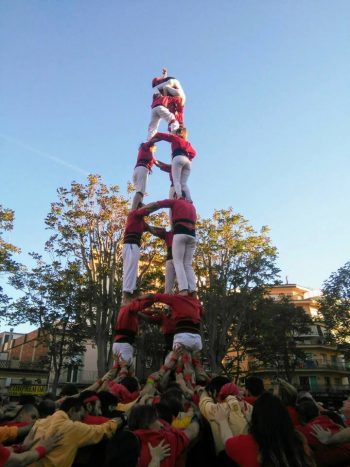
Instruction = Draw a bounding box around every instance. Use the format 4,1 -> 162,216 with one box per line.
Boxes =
66,366 -> 79,383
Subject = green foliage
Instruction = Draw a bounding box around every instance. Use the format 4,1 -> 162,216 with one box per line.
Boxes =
247,297 -> 313,382
194,208 -> 280,373
8,255 -> 87,392
318,262 -> 350,355
0,205 -> 21,311
44,174 -> 168,374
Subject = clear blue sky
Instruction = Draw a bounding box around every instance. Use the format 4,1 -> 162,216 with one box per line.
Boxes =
1,1 -> 350,333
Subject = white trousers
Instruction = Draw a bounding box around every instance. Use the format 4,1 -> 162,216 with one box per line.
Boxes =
173,333 -> 202,352
112,342 -> 134,365
133,166 -> 148,194
147,106 -> 179,140
165,259 -> 176,294
171,155 -> 191,200
122,244 -> 140,293
172,234 -> 196,292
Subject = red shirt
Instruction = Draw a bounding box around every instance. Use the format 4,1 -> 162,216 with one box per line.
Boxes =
225,434 -> 260,467
0,444 -> 11,467
123,206 -> 150,245
135,143 -> 156,170
154,133 -> 196,160
143,310 -> 177,335
286,406 -> 300,427
114,298 -> 153,342
297,415 -> 350,467
151,94 -> 169,109
83,414 -> 110,425
147,294 -> 203,326
0,421 -> 28,427
168,96 -> 184,125
155,199 -> 196,234
150,228 -> 174,260
134,420 -> 189,467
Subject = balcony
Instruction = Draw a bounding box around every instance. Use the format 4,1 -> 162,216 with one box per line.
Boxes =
0,360 -> 48,372
296,360 -> 350,371
248,359 -> 350,373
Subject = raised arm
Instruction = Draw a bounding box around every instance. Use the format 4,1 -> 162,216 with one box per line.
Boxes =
154,160 -> 171,173
311,424 -> 350,445
145,224 -> 166,239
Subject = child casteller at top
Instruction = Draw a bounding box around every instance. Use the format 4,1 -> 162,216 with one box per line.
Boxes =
147,68 -> 186,140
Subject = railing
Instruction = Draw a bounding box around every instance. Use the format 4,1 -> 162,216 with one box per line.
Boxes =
296,360 -> 350,371
0,360 -> 48,371
309,384 -> 350,393
248,360 -> 350,372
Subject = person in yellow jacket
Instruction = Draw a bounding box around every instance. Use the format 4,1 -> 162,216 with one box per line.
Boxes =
198,381 -> 252,455
28,397 -> 120,467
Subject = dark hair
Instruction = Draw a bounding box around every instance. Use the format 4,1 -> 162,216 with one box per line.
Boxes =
38,399 -> 56,418
250,393 -> 312,467
245,376 -> 265,397
18,395 -> 36,405
43,392 -> 56,401
160,396 -> 182,418
98,391 -> 120,417
120,376 -> 139,393
60,383 -> 79,397
128,405 -> 158,431
205,376 -> 230,400
161,386 -> 185,404
105,430 -> 140,467
155,402 -> 173,424
60,398 -> 83,414
296,400 -> 319,424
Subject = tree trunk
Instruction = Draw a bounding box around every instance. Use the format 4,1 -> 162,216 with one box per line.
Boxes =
96,334 -> 108,376
52,369 -> 61,395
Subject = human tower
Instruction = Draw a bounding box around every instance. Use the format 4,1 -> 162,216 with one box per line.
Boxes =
111,68 -> 208,388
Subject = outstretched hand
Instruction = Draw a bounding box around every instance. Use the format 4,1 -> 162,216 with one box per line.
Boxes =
38,431 -> 64,453
311,424 -> 332,444
149,439 -> 171,461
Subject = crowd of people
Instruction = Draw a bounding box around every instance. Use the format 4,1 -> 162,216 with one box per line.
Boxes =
1,376 -> 350,466
1,71 -> 350,466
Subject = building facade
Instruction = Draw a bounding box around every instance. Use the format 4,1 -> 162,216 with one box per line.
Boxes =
246,284 -> 350,400
0,328 -> 99,397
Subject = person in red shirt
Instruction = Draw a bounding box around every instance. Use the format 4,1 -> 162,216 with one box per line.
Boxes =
147,226 -> 176,294
78,391 -> 111,425
213,392 -> 314,467
296,399 -> 350,466
144,198 -> 197,294
147,71 -> 179,140
128,404 -> 198,467
0,431 -> 62,467
112,297 -> 153,366
243,376 -> 265,405
149,127 -> 196,201
131,142 -> 157,211
141,307 -> 177,356
138,293 -> 203,353
122,203 -> 162,303
152,68 -> 186,106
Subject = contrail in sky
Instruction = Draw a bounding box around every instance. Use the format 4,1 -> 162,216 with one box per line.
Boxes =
0,134 -> 89,176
